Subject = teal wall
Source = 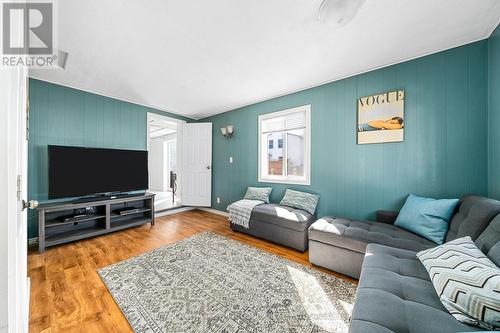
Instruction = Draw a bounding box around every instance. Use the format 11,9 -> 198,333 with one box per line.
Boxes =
201,40 -> 489,219
28,37 -> 495,238
488,24 -> 500,199
28,78 -> 191,238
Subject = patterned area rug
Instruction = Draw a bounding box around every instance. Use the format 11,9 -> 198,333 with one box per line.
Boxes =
98,232 -> 357,333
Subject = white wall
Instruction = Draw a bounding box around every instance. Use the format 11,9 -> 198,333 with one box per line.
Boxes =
149,137 -> 165,191
267,132 -> 283,160
165,138 -> 177,188
287,133 -> 304,167
149,133 -> 176,191
266,132 -> 303,166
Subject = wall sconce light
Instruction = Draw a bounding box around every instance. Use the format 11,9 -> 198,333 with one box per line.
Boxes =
220,125 -> 234,138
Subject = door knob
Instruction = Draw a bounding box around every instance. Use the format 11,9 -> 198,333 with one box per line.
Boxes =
22,200 -> 39,210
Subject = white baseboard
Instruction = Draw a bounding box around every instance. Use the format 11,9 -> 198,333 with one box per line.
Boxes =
28,237 -> 38,246
156,206 -> 194,217
196,207 -> 229,217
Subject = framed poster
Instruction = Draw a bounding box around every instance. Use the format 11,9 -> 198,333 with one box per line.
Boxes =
357,89 -> 405,144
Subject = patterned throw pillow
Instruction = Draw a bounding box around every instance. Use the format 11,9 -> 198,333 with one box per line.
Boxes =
279,189 -> 319,215
243,187 -> 272,203
417,237 -> 500,330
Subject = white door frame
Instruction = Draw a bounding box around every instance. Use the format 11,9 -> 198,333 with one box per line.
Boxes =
146,113 -> 185,206
0,65 -> 29,333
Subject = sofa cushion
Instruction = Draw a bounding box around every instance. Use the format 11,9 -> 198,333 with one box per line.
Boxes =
395,194 -> 459,244
349,244 -> 483,333
250,203 -> 315,232
445,195 -> 500,242
231,219 -> 310,252
476,214 -> 500,266
308,216 -> 435,254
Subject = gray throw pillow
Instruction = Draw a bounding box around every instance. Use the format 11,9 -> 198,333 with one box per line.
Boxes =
417,237 -> 500,330
243,187 -> 272,203
279,189 -> 319,214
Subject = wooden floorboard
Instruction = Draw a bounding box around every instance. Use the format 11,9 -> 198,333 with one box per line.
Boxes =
28,209 -> 357,333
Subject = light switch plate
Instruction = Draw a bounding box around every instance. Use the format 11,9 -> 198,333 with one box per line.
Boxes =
229,156 -> 233,163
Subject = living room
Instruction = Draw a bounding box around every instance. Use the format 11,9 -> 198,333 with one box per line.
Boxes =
1,1 -> 500,332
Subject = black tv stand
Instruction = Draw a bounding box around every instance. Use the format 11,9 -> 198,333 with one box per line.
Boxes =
37,193 -> 155,252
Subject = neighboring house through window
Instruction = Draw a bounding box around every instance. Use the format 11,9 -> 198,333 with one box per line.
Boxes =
258,105 -> 311,185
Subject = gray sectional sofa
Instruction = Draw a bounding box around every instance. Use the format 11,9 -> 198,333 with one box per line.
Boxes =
309,195 -> 500,278
350,215 -> 500,333
230,203 -> 316,252
307,195 -> 500,333
350,243 -> 486,333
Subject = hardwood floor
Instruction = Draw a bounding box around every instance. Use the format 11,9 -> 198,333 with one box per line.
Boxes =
28,209 -> 357,333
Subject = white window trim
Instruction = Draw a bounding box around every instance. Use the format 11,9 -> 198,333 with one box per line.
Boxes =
258,105 -> 311,185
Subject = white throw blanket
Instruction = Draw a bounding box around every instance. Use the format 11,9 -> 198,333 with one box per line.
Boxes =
227,199 -> 263,229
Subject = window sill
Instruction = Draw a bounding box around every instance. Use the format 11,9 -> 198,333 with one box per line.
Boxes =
258,177 -> 310,186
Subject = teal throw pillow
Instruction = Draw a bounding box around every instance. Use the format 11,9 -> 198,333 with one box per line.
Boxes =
395,194 -> 459,244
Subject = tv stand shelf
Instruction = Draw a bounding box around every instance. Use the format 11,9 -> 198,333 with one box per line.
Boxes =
37,193 -> 155,252
45,214 -> 107,228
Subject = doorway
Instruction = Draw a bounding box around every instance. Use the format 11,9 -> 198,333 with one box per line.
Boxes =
147,113 -> 184,212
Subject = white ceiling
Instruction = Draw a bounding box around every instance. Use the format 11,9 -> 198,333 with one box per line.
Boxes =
30,0 -> 500,119
149,118 -> 177,139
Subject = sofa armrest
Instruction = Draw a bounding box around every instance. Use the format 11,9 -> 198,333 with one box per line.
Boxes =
376,210 -> 399,224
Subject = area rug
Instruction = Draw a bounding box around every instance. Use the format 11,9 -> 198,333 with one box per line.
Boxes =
98,232 -> 357,333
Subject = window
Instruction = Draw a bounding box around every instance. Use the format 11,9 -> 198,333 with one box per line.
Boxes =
258,105 -> 311,185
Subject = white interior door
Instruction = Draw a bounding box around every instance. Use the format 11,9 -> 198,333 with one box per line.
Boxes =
181,123 -> 212,206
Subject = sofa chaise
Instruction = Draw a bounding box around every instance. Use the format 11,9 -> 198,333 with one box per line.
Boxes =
349,212 -> 500,333
307,195 -> 500,333
230,203 -> 316,252
308,195 -> 500,278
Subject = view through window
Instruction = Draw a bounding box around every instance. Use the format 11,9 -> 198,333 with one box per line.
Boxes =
259,105 -> 310,185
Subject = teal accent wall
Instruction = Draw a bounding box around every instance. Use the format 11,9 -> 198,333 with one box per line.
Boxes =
201,40 -> 489,219
28,37 -> 494,238
28,78 -> 191,238
488,24 -> 500,199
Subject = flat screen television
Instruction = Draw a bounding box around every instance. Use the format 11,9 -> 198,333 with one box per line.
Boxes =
48,145 -> 149,199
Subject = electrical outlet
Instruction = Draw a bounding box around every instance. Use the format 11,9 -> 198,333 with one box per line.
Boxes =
216,197 -> 221,204
229,156 -> 233,164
